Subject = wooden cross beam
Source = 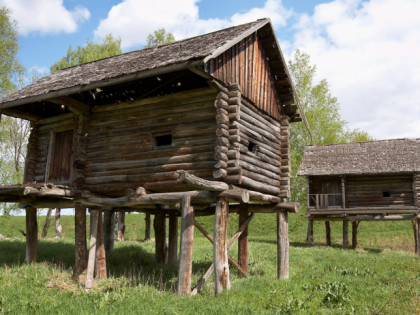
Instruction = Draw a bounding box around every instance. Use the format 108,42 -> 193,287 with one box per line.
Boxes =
191,212 -> 255,295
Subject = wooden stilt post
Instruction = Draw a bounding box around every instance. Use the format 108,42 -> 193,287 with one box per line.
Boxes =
214,199 -> 230,295
325,221 -> 331,246
95,210 -> 107,279
352,221 -> 359,250
277,211 -> 289,279
25,206 -> 37,263
307,218 -> 314,246
414,218 -> 420,255
55,208 -> 62,238
118,212 -> 125,241
168,213 -> 178,266
343,220 -> 349,249
238,204 -> 249,275
86,209 -> 99,289
178,196 -> 194,295
145,213 -> 151,241
75,202 -> 87,272
103,209 -> 114,254
154,213 -> 166,264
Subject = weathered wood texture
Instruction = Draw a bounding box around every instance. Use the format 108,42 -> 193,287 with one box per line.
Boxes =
210,34 -> 284,119
86,209 -> 99,289
178,196 -> 194,295
343,220 -> 349,249
352,221 -> 359,250
325,221 -> 331,246
277,211 -> 289,279
95,210 -> 107,279
238,204 -> 248,274
144,213 -> 151,241
414,218 -> 420,255
309,175 -> 415,209
55,208 -> 62,238
214,199 -> 230,295
225,91 -> 286,196
118,212 -> 125,241
25,207 -> 37,263
307,218 -> 314,246
103,209 -> 114,253
84,88 -> 217,194
75,203 -> 87,271
23,122 -> 39,183
154,214 -> 166,264
31,114 -> 74,183
168,213 -> 178,266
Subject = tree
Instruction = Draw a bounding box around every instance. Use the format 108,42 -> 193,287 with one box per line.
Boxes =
50,34 -> 122,73
145,28 -> 175,48
0,6 -> 25,97
288,50 -> 372,205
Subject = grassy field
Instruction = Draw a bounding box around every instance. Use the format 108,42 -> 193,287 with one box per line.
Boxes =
0,211 -> 419,314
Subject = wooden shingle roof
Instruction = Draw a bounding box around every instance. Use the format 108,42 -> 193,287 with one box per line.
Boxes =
0,19 -> 269,108
297,138 -> 420,176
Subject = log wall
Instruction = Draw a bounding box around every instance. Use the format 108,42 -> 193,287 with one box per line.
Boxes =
414,174 -> 420,208
345,175 -> 414,208
210,34 -> 283,120
84,87 -> 218,194
224,85 -> 285,196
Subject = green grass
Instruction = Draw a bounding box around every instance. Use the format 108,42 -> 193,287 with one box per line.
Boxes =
0,212 -> 419,314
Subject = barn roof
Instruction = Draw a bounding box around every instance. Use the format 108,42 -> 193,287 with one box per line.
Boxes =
0,18 -> 309,130
297,138 -> 420,176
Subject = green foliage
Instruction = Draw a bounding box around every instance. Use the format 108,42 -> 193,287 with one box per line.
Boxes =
50,34 -> 122,73
0,6 -> 25,97
145,28 -> 175,48
288,50 -> 373,205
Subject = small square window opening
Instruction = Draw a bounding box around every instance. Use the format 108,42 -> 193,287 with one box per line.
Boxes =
155,134 -> 172,147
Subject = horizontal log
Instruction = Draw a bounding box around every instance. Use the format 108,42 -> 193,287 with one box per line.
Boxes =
175,170 -> 229,191
213,168 -> 227,179
310,215 -> 420,221
248,190 -> 281,204
84,190 -> 219,207
240,175 -> 280,195
242,169 -> 279,187
219,188 -> 249,203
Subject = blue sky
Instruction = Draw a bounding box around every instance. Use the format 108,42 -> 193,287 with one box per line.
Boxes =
1,0 -> 419,140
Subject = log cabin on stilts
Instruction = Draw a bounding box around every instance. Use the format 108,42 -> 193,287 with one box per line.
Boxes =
0,18 -> 309,295
297,139 -> 420,254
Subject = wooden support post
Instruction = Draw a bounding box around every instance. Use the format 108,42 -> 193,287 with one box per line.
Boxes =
352,221 -> 359,250
55,208 -> 62,238
103,209 -> 114,254
75,202 -> 87,272
307,218 -> 314,246
325,221 -> 331,246
414,218 -> 420,255
145,213 -> 151,241
343,220 -> 349,249
277,211 -> 289,279
25,207 -> 37,264
95,210 -> 107,279
168,213 -> 178,266
214,199 -> 230,295
238,204 -> 249,275
154,213 -> 166,264
178,196 -> 194,295
85,209 -> 99,289
118,212 -> 125,241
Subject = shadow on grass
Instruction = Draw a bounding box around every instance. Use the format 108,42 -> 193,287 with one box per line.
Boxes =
249,237 -> 384,253
0,239 -> 216,292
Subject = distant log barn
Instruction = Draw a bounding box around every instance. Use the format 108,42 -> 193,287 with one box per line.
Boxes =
298,139 -> 420,254
0,19 -> 306,294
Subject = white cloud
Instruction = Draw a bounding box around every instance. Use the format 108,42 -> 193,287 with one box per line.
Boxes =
289,0 -> 420,139
94,0 -> 292,48
0,0 -> 90,35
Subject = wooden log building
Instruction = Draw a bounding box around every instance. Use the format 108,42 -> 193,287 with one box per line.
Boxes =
297,139 -> 420,254
0,19 -> 307,294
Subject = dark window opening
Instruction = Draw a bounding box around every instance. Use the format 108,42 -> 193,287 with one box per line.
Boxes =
248,142 -> 258,153
383,191 -> 391,198
155,134 -> 172,147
